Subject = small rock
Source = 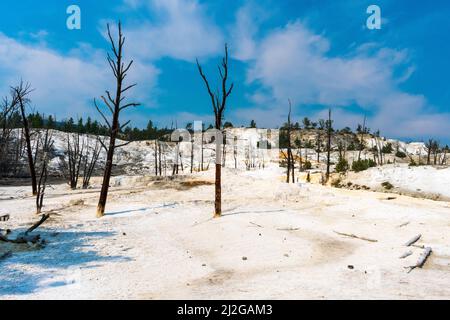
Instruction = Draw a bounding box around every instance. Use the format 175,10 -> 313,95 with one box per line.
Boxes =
347,265 -> 354,269
202,263 -> 206,267
122,232 -> 126,236
69,199 -> 84,206
242,256 -> 248,261
284,254 -> 289,257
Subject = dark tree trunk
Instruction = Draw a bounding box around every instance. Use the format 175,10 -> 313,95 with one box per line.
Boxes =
190,139 -> 194,173
16,84 -> 37,195
326,109 -> 332,182
358,115 -> 366,161
214,163 -> 221,216
197,44 -> 233,218
201,130 -> 204,171
154,139 -> 158,176
82,137 -> 101,189
96,22 -> 140,218
36,129 -> 53,214
158,142 -> 162,176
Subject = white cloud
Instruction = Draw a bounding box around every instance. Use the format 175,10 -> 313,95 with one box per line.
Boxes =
0,33 -> 159,121
118,0 -> 224,62
235,21 -> 450,139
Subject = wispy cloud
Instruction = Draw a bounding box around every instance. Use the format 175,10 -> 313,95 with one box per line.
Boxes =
231,20 -> 450,139
116,0 -> 224,62
0,32 -> 159,121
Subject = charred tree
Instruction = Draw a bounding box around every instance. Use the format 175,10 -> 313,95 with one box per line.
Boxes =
314,131 -> 321,164
0,95 -> 19,176
36,129 -> 54,214
357,115 -> 366,161
190,137 -> 194,173
81,137 -> 102,189
196,44 -> 234,218
325,108 -> 332,182
64,132 -> 85,189
281,100 -> 295,183
13,82 -> 37,195
95,22 -> 140,218
154,139 -> 159,176
425,139 -> 434,165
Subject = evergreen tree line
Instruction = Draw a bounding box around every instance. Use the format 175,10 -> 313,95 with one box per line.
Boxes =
4,111 -> 176,141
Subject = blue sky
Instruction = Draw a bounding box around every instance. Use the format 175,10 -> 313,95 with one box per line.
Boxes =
0,0 -> 449,141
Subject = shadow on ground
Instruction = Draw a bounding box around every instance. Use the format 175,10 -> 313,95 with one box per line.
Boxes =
0,230 -> 131,296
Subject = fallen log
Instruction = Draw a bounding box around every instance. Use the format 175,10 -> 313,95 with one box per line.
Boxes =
397,221 -> 410,228
405,234 -> 421,247
399,250 -> 413,259
333,231 -> 378,243
25,214 -> 50,235
407,247 -> 432,273
0,214 -> 49,245
277,227 -> 300,231
249,222 -> 263,228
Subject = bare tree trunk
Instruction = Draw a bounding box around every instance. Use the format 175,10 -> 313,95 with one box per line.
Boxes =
96,22 -> 140,218
158,142 -> 162,176
36,129 -> 53,214
215,163 -> 221,216
316,131 -> 321,164
190,139 -> 194,173
154,139 -> 158,176
358,115 -> 366,161
197,44 -> 233,218
284,99 -> 294,183
201,129 -> 204,171
82,137 -> 102,189
425,139 -> 433,165
65,132 -> 85,189
14,82 -> 37,195
326,109 -> 332,182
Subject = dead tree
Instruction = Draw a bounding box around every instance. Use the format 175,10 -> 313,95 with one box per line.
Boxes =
441,146 -> 448,165
36,129 -> 54,214
281,100 -> 295,183
172,142 -> 180,175
315,131 -> 321,164
325,108 -> 332,182
190,137 -> 194,173
357,115 -> 366,161
196,44 -> 234,218
95,22 -> 140,218
433,140 -> 439,165
81,137 -> 102,189
13,82 -> 37,195
158,142 -> 162,176
64,132 -> 86,189
425,139 -> 434,165
0,95 -> 19,175
154,139 -> 159,176
201,124 -> 205,171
